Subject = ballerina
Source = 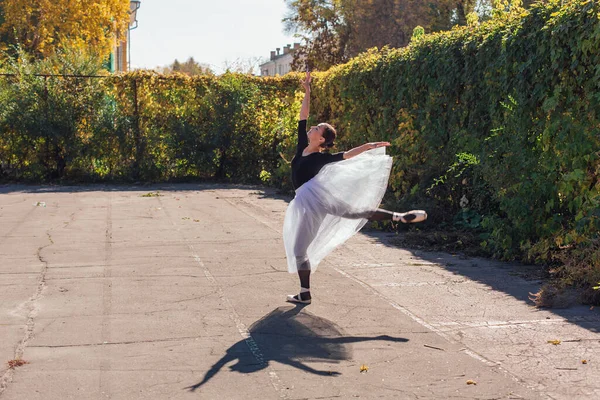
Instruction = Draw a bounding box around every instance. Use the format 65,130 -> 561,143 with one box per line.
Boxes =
284,71 -> 426,304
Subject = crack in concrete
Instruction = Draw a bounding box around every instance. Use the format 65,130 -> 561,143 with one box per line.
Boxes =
171,292 -> 218,304
0,231 -> 53,396
33,305 -> 218,320
373,279 -> 470,287
47,264 -> 112,269
44,274 -> 205,281
0,284 -> 39,287
433,319 -> 600,333
0,272 -> 40,276
210,270 -> 283,278
62,210 -> 78,229
28,335 -> 223,348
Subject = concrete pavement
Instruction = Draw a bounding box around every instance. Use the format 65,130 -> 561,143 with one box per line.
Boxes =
0,184 -> 598,399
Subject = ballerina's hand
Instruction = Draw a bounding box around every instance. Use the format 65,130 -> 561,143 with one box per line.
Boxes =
301,71 -> 311,91
368,142 -> 391,149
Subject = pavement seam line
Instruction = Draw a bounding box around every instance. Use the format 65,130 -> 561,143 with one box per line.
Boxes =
158,195 -> 289,399
99,192 -> 113,398
0,231 -> 53,396
28,335 -> 214,348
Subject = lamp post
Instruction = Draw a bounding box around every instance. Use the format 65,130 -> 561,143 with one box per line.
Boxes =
128,0 -> 141,70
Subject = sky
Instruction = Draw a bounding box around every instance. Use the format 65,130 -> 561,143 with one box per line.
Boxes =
129,0 -> 297,74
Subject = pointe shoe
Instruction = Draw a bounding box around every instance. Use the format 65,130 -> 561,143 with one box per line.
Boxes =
286,293 -> 312,304
393,210 -> 427,223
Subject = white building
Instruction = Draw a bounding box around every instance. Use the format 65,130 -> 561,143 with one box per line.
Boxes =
260,43 -> 301,77
111,0 -> 141,72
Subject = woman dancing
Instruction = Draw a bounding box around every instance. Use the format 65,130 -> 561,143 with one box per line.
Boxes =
284,71 -> 427,304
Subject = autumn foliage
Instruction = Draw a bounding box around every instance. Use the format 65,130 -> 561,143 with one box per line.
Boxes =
0,0 -> 130,58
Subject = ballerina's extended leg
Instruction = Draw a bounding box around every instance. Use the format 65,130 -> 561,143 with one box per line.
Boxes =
344,208 -> 427,223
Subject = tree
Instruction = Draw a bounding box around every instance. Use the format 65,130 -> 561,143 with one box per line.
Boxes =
344,0 -> 471,54
284,0 -> 481,70
0,1 -> 9,53
284,0 -> 351,70
163,57 -> 213,76
0,0 -> 130,59
172,59 -> 182,72
284,0 -> 554,70
223,56 -> 266,75
453,1 -> 480,26
475,0 -> 550,19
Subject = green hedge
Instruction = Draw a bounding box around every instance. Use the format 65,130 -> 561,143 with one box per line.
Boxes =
0,0 -> 598,300
0,69 -> 299,183
310,0 -> 600,251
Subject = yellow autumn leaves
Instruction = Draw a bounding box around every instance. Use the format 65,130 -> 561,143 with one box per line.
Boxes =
0,0 -> 130,58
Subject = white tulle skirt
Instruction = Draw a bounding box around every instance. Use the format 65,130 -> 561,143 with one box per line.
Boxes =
283,147 -> 393,273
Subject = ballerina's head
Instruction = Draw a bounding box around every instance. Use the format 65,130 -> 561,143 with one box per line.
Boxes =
307,123 -> 337,150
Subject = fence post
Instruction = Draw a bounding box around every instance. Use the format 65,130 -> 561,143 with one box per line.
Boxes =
132,78 -> 142,179
43,75 -> 51,177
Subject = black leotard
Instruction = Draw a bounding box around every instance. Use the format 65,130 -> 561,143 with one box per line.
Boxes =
291,120 -> 344,190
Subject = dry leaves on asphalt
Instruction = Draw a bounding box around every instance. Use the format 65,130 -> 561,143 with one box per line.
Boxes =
360,364 -> 369,373
141,192 -> 162,197
7,359 -> 28,369
466,380 -> 477,385
547,339 -> 561,345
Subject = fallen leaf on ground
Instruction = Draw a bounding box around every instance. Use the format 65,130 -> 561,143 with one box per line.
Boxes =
7,359 -> 28,368
466,380 -> 477,385
547,340 -> 561,345
582,360 -> 588,364
141,192 -> 162,197
424,344 -> 445,351
360,364 -> 368,373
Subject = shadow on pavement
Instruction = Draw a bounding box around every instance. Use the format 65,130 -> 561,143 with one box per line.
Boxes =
359,230 -> 600,334
185,304 -> 408,391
